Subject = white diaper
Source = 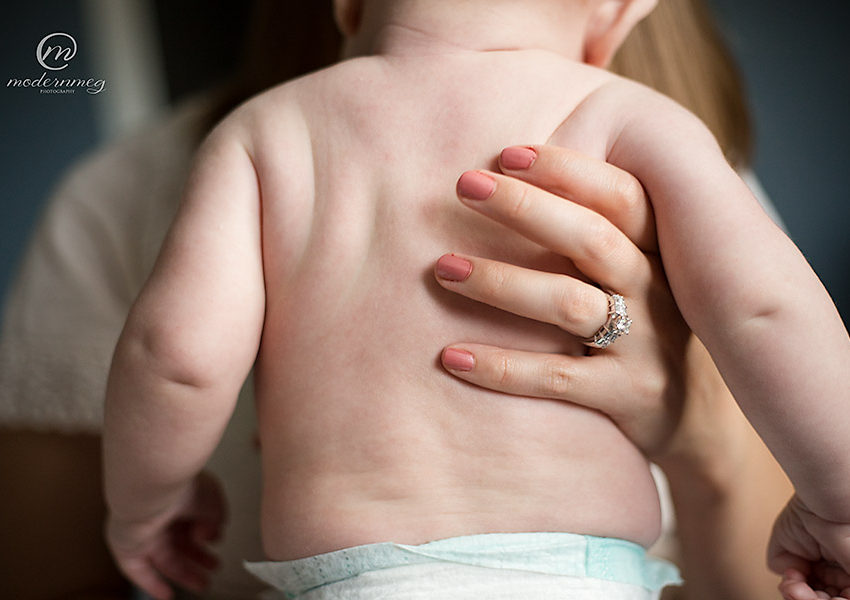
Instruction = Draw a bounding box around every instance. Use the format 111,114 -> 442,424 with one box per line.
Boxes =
255,561 -> 667,599
245,532 -> 681,599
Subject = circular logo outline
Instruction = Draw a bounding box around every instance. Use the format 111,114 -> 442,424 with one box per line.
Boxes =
36,32 -> 77,71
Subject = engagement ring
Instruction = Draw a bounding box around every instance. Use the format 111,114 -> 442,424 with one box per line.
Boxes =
583,293 -> 632,349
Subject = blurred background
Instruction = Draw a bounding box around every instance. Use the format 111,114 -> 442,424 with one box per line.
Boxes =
1,0 -> 848,323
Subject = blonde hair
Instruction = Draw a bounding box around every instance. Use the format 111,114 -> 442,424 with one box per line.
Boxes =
610,0 -> 752,165
211,0 -> 751,165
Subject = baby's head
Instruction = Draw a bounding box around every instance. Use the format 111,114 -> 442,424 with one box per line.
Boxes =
333,0 -> 657,66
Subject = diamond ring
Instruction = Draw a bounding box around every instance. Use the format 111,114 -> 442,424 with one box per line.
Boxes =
582,293 -> 632,349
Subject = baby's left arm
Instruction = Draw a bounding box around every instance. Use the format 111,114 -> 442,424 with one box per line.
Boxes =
583,81 -> 850,589
103,122 -> 265,599
597,82 -> 850,520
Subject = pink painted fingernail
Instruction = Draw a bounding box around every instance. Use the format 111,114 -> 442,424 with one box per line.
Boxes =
500,146 -> 537,170
457,171 -> 495,200
442,348 -> 475,371
435,254 -> 473,282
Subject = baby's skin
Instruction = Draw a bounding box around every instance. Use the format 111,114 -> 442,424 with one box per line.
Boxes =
104,7 -> 850,599
107,51 -> 664,565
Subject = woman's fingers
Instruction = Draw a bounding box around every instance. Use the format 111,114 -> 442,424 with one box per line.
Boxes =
456,170 -> 652,292
498,145 -> 657,252
440,343 -> 627,413
435,253 -> 610,339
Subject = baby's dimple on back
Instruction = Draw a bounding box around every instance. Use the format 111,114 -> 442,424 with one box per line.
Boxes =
244,51 -> 662,560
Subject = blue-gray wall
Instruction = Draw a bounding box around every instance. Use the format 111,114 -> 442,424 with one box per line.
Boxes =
708,0 -> 850,325
2,0 -> 848,326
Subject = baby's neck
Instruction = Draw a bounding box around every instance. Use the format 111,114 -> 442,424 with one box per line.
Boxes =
343,0 -> 589,60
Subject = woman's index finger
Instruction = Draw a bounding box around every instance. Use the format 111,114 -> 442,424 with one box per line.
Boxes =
499,145 -> 658,253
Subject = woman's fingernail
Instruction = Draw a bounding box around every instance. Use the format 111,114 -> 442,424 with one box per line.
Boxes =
457,171 -> 495,200
442,348 -> 475,372
500,146 -> 537,170
435,254 -> 473,282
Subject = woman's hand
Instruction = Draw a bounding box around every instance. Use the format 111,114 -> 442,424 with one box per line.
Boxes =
435,145 -> 795,600
435,144 -> 691,459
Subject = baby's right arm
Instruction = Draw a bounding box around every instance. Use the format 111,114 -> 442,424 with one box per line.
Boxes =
103,118 -> 265,597
583,81 -> 850,523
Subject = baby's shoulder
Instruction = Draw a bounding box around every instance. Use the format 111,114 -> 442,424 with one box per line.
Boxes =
585,75 -> 703,127
215,57 -> 387,155
551,71 -> 713,159
199,75 -> 335,187
219,84 -> 308,148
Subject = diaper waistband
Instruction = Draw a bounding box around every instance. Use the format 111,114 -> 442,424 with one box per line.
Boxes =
245,532 -> 682,598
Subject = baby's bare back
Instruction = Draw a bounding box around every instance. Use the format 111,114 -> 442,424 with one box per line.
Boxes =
241,52 -> 660,560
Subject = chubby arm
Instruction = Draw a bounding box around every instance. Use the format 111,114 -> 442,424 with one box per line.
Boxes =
103,125 -> 264,598
602,83 -> 850,521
